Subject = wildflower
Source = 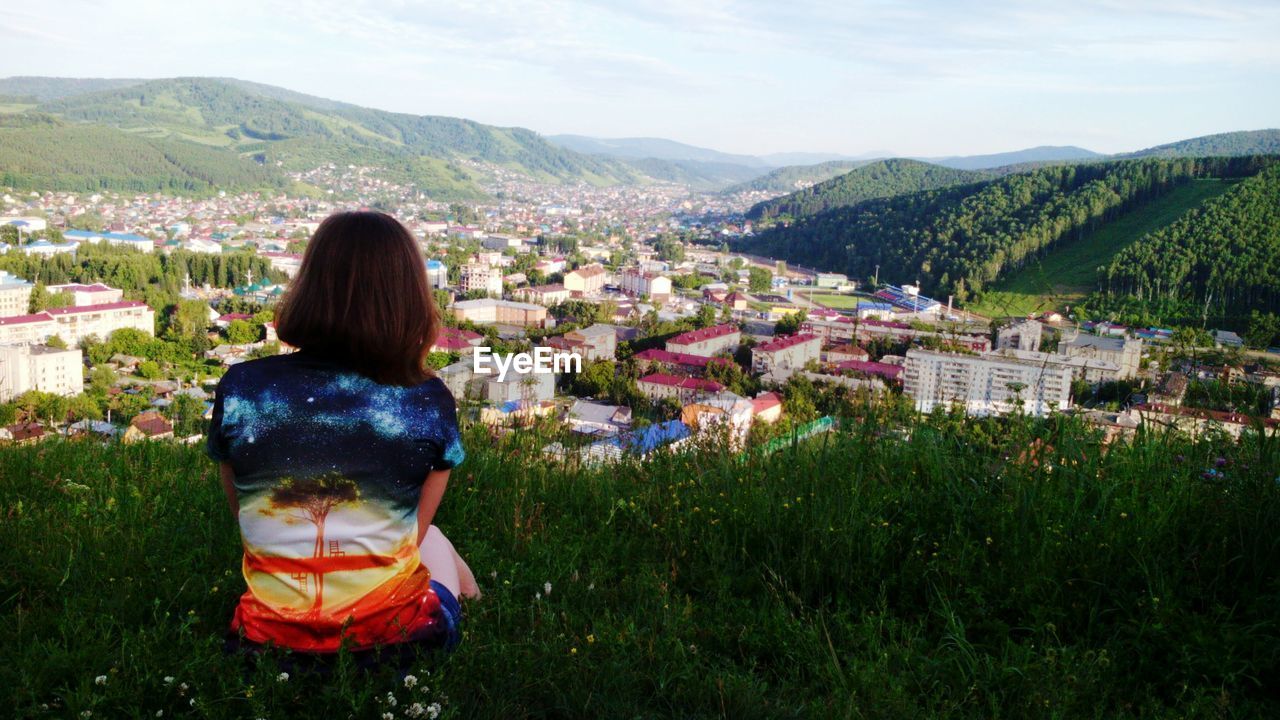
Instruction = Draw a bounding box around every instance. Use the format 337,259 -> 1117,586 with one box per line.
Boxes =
178,682 -> 189,693
155,712 -> 163,718
534,592 -> 541,601
570,647 -> 578,655
544,581 -> 552,596
382,714 -> 395,720
80,712 -> 92,719
385,692 -> 398,708
403,674 -> 418,689
1120,512 -> 1128,519
276,672 -> 289,682
406,702 -> 427,718
95,674 -> 108,686
587,634 -> 596,644
428,703 -> 442,719
489,570 -> 497,580
587,583 -> 595,591
985,537 -> 993,545
189,699 -> 195,707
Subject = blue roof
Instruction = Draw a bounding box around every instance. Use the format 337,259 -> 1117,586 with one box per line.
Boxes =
621,420 -> 690,455
64,229 -> 150,242
857,301 -> 894,311
426,259 -> 445,269
7,220 -> 29,227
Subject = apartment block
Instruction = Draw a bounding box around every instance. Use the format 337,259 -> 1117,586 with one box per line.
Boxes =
0,271 -> 33,317
665,324 -> 741,358
0,344 -> 84,401
903,348 -> 1071,417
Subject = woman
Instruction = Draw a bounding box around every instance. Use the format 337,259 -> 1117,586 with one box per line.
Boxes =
208,211 -> 478,660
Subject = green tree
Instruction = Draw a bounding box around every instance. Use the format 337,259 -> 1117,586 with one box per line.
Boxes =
748,267 -> 773,293
225,319 -> 259,345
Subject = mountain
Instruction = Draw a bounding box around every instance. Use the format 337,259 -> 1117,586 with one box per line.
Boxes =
759,151 -> 887,166
0,76 -> 148,101
735,156 -> 1277,304
721,160 -> 875,195
746,159 -> 989,221
615,157 -> 768,191
1122,129 -> 1280,159
546,135 -> 770,167
0,113 -> 289,194
928,145 -> 1102,171
2,76 -> 642,199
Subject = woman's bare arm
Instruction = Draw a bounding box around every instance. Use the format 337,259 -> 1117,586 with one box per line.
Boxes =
219,462 -> 239,517
417,469 -> 451,544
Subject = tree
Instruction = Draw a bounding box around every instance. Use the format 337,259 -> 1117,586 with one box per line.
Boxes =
136,361 -> 163,380
225,319 -> 259,345
748,267 -> 773,293
774,309 -> 808,335
694,304 -> 717,329
1245,311 -> 1280,349
260,475 -> 362,615
45,334 -> 68,350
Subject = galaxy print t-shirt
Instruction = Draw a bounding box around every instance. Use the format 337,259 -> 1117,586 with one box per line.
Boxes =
207,352 -> 465,653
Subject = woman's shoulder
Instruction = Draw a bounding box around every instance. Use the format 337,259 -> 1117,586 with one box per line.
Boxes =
411,375 -> 456,404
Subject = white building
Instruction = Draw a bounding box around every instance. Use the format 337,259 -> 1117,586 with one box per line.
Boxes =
0,344 -> 84,401
618,269 -> 672,301
903,348 -> 1071,417
184,238 -> 224,254
665,324 -> 741,358
63,229 -> 155,253
46,283 -> 124,307
751,333 -> 821,374
23,302 -> 156,346
564,264 -> 607,295
460,263 -> 504,296
426,259 -> 449,289
0,271 -> 34,317
1059,333 -> 1142,379
997,319 -> 1044,352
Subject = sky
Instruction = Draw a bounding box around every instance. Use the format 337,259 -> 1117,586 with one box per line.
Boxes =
2,0 -> 1278,158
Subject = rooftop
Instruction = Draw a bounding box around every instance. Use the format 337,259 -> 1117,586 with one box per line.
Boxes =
668,324 -> 739,346
755,333 -> 820,353
638,373 -> 725,393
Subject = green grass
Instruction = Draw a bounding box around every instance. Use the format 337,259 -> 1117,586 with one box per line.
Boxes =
968,179 -> 1237,318
3,416 -> 1280,718
803,292 -> 862,309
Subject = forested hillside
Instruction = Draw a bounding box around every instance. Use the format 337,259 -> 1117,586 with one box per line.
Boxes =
1124,129 -> 1280,159
0,116 -> 287,194
7,77 -> 640,197
736,156 -> 1276,302
722,159 -> 872,195
746,159 -> 988,221
1099,163 -> 1280,325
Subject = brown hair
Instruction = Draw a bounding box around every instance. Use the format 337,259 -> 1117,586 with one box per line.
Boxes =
275,211 -> 439,386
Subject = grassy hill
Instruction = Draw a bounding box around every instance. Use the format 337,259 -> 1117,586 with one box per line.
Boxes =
746,159 -> 989,221
4,415 -> 1280,718
2,77 -> 642,199
967,178 -> 1238,318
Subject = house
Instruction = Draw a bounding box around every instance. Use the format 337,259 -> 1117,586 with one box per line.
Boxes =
431,327 -> 484,354
637,373 -> 724,403
836,359 -> 904,384
632,348 -> 733,376
665,324 -> 740,358
681,391 -> 754,445
460,263 -> 504,296
451,298 -> 549,328
46,282 -> 123,307
123,411 -> 174,443
618,269 -> 672,301
3,421 -> 45,445
1059,333 -> 1142,378
68,419 -> 120,440
565,400 -> 632,437
546,323 -> 617,362
751,391 -> 784,424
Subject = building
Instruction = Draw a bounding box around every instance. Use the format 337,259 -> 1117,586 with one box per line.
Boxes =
564,264 -> 607,295
618,269 -> 672,301
514,284 -> 570,306
565,400 -> 632,437
681,390 -> 755,445
450,299 -> 549,328
0,344 -> 84,401
637,373 -> 725,403
665,324 -> 741,358
0,313 -> 57,345
0,271 -> 33,317
903,348 -> 1072,417
1059,333 -> 1142,379
836,359 -> 904,384
545,323 -> 617,362
42,301 -> 156,346
801,318 -> 992,352
123,411 -> 174,443
260,251 -> 301,277
752,333 -> 821,374
430,327 -> 484,354
751,391 -> 784,424
826,344 -> 870,364
990,347 -> 1122,384
632,348 -> 732,375
45,283 -> 123,307
63,229 -> 155,253
460,263 -> 504,296
425,259 -> 449,289
997,319 -> 1043,352
184,238 -> 224,254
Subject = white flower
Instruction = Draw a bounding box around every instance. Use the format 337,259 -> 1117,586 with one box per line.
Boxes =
382,714 -> 394,720
80,712 -> 92,719
489,570 -> 497,580
189,699 -> 196,707
406,702 -> 426,718
534,592 -> 541,601
155,712 -> 164,718
276,672 -> 289,682
403,674 -> 418,689
544,581 -> 552,596
162,676 -> 175,685
385,692 -> 398,708
428,702 -> 442,719
587,583 -> 595,591
94,674 -> 108,686
179,682 -> 189,693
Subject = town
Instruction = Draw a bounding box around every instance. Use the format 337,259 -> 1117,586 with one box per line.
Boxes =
1,165 -> 1277,455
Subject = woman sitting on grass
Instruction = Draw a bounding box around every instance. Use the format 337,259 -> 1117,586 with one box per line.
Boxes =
207,211 -> 479,662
